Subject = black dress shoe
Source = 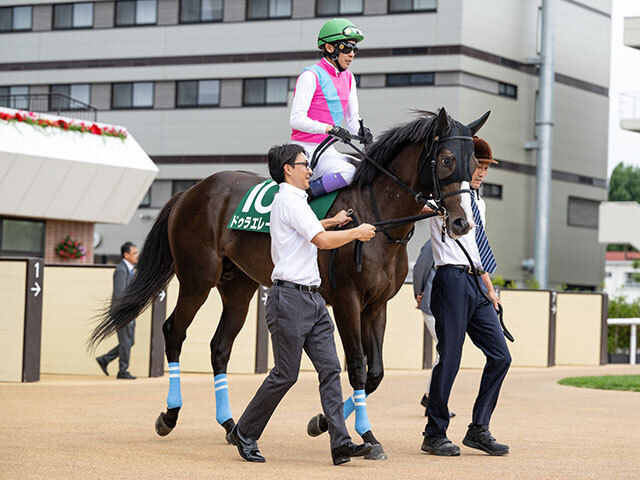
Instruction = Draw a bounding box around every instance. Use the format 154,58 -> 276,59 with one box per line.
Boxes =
463,424 -> 509,456
231,425 -> 265,463
116,371 -> 136,379
421,434 -> 460,456
96,357 -> 109,376
331,441 -> 372,465
420,394 -> 455,418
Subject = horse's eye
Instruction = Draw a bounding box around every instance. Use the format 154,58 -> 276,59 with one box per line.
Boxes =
442,157 -> 452,167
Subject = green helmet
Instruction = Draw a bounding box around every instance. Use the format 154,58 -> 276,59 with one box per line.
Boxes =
317,18 -> 364,48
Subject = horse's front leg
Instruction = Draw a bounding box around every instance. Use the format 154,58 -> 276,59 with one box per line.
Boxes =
211,268 -> 259,444
358,304 -> 388,459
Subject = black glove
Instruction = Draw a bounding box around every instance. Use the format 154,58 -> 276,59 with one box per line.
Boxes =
358,126 -> 373,145
358,119 -> 374,145
328,125 -> 351,142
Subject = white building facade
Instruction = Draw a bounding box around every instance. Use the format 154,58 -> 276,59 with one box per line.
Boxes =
0,0 -> 611,287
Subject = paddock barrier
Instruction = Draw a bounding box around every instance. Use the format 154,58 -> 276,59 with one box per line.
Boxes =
0,259 -> 608,382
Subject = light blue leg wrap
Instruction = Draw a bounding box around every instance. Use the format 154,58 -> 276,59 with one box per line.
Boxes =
343,395 -> 356,420
214,373 -> 232,425
353,389 -> 372,435
167,362 -> 182,409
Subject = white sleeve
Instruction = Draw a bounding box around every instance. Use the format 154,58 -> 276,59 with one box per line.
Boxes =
345,73 -> 360,135
290,71 -> 331,134
284,199 -> 325,243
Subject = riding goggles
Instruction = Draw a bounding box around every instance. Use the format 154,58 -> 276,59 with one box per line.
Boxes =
334,41 -> 359,54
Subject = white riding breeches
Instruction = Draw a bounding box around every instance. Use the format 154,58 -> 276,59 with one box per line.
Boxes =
423,312 -> 440,391
294,141 -> 358,184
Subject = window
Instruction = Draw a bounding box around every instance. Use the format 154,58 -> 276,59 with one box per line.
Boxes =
246,0 -> 291,19
0,6 -> 32,32
243,78 -> 288,106
112,82 -> 154,109
0,85 -> 29,109
0,218 -> 45,257
53,2 -> 94,29
180,0 -> 223,22
386,72 -> 434,87
172,180 -> 198,195
116,0 -> 157,26
625,272 -> 640,287
481,183 -> 502,200
567,196 -> 599,229
498,82 -> 517,99
50,84 -> 91,110
139,188 -> 151,207
389,0 -> 436,13
176,80 -> 220,107
316,0 -> 363,16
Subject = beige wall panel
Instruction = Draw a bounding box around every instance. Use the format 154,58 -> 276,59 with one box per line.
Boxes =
498,290 -> 550,367
267,305 -> 345,373
0,262 -> 26,382
41,267 -> 151,377
462,291 -> 550,368
555,293 -> 603,366
383,284 -> 424,370
165,278 -> 258,374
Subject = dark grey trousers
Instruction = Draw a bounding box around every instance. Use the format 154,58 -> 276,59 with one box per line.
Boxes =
100,321 -> 135,373
237,284 -> 351,450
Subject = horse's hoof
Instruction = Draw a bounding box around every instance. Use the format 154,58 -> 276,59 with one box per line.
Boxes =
364,444 -> 387,460
155,413 -> 173,437
307,413 -> 328,437
221,418 -> 236,445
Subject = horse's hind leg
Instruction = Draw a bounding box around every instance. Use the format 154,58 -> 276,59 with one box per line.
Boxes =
210,261 -> 259,443
155,284 -> 211,436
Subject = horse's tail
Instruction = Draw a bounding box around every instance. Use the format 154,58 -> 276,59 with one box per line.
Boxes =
88,192 -> 183,350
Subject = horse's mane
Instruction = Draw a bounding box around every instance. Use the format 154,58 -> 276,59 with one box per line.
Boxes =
352,110 -> 443,188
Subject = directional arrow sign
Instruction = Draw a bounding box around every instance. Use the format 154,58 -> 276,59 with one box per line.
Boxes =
158,290 -> 166,302
30,281 -> 41,297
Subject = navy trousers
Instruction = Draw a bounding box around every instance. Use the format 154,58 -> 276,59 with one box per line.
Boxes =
425,266 -> 511,438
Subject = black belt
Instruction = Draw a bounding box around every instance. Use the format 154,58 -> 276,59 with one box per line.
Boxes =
438,264 -> 486,275
274,280 -> 319,294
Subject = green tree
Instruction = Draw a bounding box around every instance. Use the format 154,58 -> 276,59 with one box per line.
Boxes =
608,296 -> 640,353
609,162 -> 640,202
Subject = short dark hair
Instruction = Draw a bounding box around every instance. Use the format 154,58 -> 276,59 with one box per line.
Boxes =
121,241 -> 136,258
267,143 -> 307,183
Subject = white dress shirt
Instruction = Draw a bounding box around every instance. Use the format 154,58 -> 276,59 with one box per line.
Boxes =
123,258 -> 134,275
270,183 -> 325,286
289,59 -> 360,136
430,187 -> 485,269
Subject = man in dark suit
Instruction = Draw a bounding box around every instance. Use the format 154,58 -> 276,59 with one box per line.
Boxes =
96,241 -> 139,379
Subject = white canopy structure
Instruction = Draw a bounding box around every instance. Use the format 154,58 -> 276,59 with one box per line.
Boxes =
0,107 -> 157,224
599,201 -> 640,251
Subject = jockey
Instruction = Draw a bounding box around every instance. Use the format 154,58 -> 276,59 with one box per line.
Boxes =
290,18 -> 373,199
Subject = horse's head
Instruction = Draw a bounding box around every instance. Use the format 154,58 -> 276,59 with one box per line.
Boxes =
421,108 -> 490,238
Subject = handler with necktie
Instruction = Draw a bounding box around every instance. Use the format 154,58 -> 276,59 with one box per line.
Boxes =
420,136 -> 511,457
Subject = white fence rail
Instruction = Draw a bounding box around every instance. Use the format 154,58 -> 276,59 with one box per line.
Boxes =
607,318 -> 640,365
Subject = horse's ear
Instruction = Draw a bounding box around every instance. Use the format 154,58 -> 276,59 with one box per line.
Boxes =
467,111 -> 491,135
436,108 -> 448,136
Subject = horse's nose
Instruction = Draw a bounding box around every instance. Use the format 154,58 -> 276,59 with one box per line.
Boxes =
452,217 -> 470,235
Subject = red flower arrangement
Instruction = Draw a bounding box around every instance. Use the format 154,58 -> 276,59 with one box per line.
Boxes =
55,234 -> 87,260
0,110 -> 127,140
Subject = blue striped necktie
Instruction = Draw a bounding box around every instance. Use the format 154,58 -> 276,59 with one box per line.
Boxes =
470,191 -> 497,274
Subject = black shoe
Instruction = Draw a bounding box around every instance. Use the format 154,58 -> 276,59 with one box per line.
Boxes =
421,394 -> 455,418
116,371 -> 136,379
463,424 -> 509,456
96,357 -> 109,376
421,434 -> 460,456
331,441 -> 373,465
231,425 -> 265,463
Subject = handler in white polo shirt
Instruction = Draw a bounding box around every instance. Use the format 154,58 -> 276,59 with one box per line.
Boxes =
231,143 -> 376,466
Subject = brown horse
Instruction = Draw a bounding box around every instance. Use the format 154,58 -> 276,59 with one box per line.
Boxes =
89,107 -> 488,460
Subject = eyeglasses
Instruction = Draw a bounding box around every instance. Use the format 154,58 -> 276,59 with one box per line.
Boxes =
335,41 -> 359,55
292,161 -> 311,169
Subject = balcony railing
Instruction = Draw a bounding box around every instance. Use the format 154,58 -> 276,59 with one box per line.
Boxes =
0,93 -> 97,122
619,92 -> 640,120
